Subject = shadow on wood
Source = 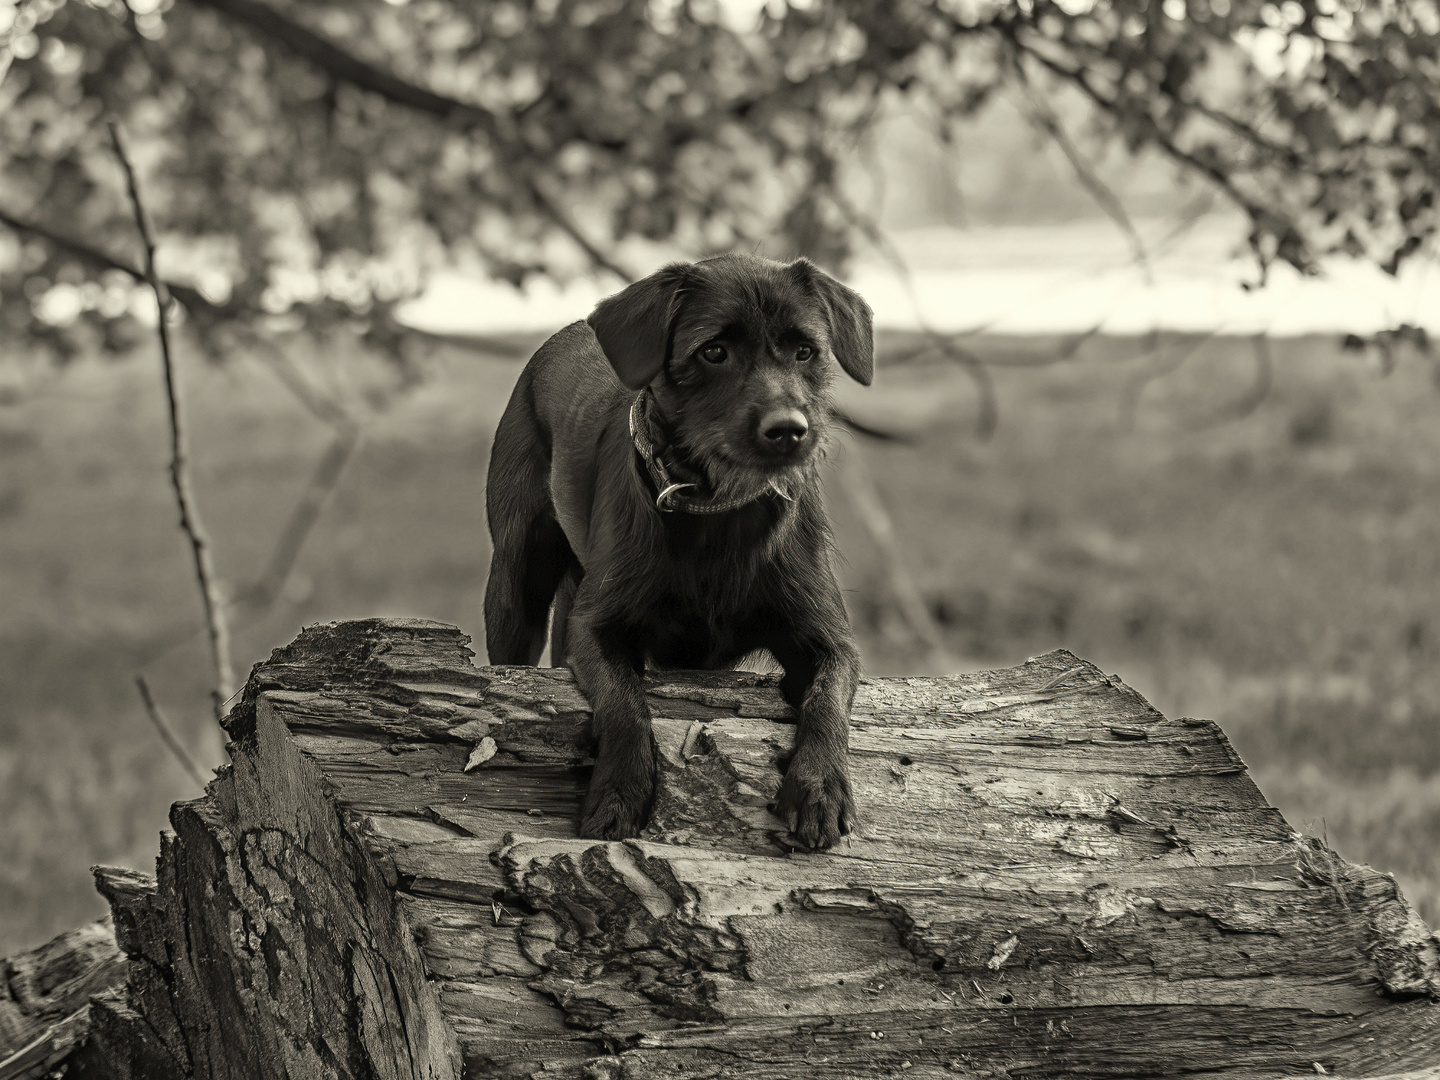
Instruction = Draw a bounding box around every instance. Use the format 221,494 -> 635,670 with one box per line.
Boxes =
35,618 -> 1440,1078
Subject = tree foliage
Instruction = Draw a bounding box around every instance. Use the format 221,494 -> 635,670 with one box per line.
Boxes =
0,0 -> 1436,361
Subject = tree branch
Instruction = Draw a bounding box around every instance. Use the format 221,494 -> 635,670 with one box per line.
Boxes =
1228,331 -> 1276,423
251,342 -> 355,431
134,674 -> 210,788
110,120 -> 236,723
0,202 -> 543,364
998,24 -> 1312,272
524,179 -> 634,283
186,0 -> 500,133
0,204 -> 232,319
184,0 -> 633,281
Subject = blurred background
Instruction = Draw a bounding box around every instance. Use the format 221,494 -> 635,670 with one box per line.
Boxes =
3,0 -> 1439,954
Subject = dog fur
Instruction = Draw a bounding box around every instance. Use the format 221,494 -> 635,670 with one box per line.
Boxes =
484,252 -> 872,849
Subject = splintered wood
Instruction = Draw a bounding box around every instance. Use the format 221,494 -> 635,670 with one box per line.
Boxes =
93,619 -> 1440,1080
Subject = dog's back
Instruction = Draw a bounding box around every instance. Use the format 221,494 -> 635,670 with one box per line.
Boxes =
487,321 -> 631,576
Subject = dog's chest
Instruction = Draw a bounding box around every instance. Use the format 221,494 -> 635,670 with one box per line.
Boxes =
639,584 -> 756,668
633,522 -> 777,655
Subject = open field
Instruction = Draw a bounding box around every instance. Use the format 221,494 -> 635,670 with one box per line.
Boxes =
3,329 -> 1439,954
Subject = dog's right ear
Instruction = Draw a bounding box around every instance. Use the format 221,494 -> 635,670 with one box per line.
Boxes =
790,258 -> 874,386
587,264 -> 690,391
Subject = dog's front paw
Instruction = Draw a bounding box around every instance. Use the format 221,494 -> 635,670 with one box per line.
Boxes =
580,743 -> 657,840
774,749 -> 856,851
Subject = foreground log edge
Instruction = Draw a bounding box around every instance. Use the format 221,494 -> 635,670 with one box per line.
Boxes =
47,618 -> 1440,1078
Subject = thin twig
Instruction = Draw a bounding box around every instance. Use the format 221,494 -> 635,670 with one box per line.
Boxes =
235,426 -> 360,613
134,675 -> 210,788
252,340 -> 355,431
1117,332 -> 1216,431
830,405 -> 910,444
110,120 -> 236,722
836,443 -> 954,670
1037,664 -> 1087,692
1182,332 -> 1274,430
829,188 -> 999,439
1008,53 -> 1151,284
525,178 -> 634,283
1233,332 -> 1276,422
238,345 -> 364,612
2,203 -> 363,630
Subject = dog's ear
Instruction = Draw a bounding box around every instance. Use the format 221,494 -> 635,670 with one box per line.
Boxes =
587,264 -> 690,391
792,258 -> 874,386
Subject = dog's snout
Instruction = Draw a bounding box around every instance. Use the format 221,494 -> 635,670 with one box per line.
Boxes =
761,409 -> 809,450
754,408 -> 812,452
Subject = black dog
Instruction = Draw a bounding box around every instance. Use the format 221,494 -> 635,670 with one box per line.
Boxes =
484,253 -> 872,849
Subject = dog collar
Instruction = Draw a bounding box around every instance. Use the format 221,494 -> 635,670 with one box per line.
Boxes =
628,393 -> 787,515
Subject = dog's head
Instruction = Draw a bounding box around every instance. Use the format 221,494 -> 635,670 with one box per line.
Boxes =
587,253 -> 873,496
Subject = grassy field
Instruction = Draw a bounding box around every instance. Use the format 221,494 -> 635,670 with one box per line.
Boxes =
2,329 -> 1439,954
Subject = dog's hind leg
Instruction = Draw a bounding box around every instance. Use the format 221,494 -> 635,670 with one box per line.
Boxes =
485,408 -> 570,665
549,562 -> 582,667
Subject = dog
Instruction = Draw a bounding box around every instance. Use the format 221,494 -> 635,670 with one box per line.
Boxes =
484,252 -> 872,850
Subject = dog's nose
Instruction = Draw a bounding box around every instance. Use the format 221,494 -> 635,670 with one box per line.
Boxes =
761,410 -> 809,450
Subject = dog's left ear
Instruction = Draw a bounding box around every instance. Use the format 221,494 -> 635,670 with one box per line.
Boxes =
792,258 -> 874,386
587,263 -> 691,391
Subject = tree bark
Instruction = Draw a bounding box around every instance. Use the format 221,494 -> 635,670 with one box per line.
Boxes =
87,617 -> 1440,1079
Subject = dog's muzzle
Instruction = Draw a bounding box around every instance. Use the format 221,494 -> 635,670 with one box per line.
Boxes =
629,393 -> 792,514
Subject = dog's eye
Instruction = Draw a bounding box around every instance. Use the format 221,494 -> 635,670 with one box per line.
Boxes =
699,344 -> 727,364
796,344 -> 814,362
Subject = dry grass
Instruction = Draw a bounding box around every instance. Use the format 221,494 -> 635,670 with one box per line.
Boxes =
1,330 -> 1437,952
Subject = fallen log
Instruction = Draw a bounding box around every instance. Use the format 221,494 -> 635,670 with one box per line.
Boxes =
0,919 -> 123,1080
85,617 -> 1440,1079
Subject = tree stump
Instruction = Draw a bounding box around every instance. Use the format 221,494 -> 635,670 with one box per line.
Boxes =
90,618 -> 1440,1079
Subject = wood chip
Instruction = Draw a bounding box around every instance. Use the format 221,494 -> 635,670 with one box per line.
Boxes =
464,737 -> 498,771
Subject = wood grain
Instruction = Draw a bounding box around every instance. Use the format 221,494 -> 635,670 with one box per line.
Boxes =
89,618 -> 1440,1079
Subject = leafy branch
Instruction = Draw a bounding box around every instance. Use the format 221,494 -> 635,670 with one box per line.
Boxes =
996,20 -> 1314,277
184,0 -> 634,281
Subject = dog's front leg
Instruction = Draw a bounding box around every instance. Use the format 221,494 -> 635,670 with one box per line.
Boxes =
567,595 -> 657,840
772,632 -> 862,851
